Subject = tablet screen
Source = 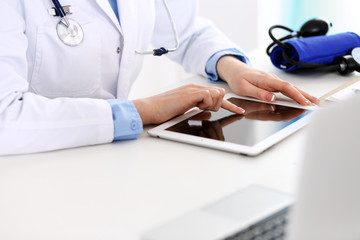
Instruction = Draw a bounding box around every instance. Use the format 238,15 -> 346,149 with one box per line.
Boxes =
166,97 -> 311,147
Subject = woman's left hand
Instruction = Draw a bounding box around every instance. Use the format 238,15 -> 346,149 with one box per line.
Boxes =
216,56 -> 320,106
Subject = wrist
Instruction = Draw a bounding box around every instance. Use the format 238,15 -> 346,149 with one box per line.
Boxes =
133,99 -> 152,125
216,55 -> 249,84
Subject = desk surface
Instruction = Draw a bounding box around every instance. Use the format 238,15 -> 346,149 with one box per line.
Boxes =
0,50 -> 358,240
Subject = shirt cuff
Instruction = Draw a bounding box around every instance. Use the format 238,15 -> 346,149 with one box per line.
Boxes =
106,99 -> 143,141
205,48 -> 251,82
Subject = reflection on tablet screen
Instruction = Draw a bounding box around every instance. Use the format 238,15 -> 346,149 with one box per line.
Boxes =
166,98 -> 310,147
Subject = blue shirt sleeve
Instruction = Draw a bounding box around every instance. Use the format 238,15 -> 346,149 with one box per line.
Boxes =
205,48 -> 251,82
106,99 -> 143,141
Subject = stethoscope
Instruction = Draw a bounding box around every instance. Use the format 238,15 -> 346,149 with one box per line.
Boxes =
51,0 -> 179,56
51,0 -> 84,47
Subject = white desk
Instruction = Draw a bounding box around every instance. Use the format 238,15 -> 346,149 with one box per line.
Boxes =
0,50 -> 358,240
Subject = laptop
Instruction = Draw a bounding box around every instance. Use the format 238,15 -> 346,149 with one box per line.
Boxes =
143,95 -> 360,240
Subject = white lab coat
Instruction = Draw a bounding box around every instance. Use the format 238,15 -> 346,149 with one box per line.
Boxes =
0,0 -> 239,155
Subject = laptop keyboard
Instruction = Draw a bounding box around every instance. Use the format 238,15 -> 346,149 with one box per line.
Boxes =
224,207 -> 289,240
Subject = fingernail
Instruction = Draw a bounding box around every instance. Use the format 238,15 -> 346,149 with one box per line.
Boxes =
238,107 -> 245,114
305,99 -> 311,105
267,93 -> 275,102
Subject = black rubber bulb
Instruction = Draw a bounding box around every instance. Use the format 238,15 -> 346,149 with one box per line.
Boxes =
298,19 -> 332,37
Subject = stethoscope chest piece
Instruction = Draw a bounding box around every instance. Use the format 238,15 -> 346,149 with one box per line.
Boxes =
56,19 -> 84,47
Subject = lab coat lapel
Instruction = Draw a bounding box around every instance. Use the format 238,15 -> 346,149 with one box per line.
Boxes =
95,0 -> 122,33
116,0 -> 139,98
96,0 -> 140,98
117,0 -> 138,40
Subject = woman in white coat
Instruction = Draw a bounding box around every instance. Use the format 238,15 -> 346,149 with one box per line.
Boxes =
0,0 -> 318,155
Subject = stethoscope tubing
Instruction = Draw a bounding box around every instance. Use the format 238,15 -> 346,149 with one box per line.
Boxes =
50,0 -> 178,55
135,0 -> 179,56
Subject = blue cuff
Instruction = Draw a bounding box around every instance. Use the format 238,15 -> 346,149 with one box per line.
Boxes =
205,48 -> 251,82
106,99 -> 143,141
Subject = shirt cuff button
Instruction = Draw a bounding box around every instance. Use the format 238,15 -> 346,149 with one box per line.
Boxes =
130,120 -> 138,130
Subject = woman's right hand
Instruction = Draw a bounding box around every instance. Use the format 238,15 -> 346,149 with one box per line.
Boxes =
132,84 -> 245,125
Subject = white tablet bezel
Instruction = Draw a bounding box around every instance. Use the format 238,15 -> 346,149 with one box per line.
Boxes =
148,93 -> 318,156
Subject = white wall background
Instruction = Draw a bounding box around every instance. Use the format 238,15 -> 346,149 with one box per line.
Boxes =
198,0 -> 259,52
257,0 -> 360,46
129,0 -> 360,99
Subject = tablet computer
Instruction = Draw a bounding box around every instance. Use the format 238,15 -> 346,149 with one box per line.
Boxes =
148,93 -> 317,156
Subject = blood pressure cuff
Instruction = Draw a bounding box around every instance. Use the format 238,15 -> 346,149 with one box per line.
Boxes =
270,32 -> 360,71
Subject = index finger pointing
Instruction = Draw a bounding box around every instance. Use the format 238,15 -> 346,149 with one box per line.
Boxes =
221,99 -> 245,114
